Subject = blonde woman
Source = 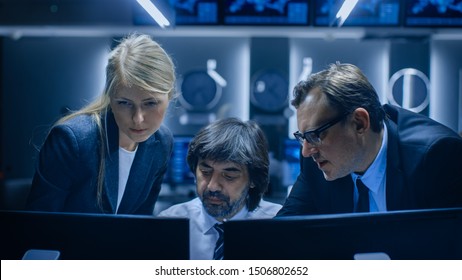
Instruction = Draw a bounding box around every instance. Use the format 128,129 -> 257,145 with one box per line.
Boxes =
26,34 -> 176,214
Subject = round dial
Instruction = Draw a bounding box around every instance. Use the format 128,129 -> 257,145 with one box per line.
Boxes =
179,71 -> 221,111
250,70 -> 288,113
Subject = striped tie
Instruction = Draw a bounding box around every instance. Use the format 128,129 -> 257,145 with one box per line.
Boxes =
213,223 -> 224,260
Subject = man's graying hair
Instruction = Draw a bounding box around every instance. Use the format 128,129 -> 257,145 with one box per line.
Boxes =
291,62 -> 386,133
187,118 -> 269,211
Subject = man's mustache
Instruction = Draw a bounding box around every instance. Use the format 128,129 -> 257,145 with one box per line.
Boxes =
203,191 -> 229,202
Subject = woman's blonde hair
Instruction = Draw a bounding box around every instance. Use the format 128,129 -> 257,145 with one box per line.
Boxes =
57,33 -> 176,209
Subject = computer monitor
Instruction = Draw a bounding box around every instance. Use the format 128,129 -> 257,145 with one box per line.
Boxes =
223,0 -> 310,25
224,207 -> 462,260
404,0 -> 462,27
314,0 -> 401,26
165,136 -> 195,187
0,210 -> 189,260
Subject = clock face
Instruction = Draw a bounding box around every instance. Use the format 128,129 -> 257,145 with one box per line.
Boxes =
250,70 -> 289,113
179,71 -> 221,111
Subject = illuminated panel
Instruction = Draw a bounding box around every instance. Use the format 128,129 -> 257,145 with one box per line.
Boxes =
314,0 -> 400,26
404,0 -> 462,27
224,0 -> 309,25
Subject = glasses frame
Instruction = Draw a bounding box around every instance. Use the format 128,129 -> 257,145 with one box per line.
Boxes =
293,112 -> 350,146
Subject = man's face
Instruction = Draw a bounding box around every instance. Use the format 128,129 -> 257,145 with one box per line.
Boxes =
296,88 -> 366,180
196,159 -> 250,221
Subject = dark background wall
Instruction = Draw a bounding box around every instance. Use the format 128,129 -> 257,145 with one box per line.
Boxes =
1,37 -> 110,179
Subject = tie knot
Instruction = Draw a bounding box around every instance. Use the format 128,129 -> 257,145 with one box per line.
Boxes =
214,223 -> 224,234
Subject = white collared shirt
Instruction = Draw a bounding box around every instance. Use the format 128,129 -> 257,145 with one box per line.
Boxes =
157,197 -> 282,259
351,124 -> 388,212
117,146 -> 138,213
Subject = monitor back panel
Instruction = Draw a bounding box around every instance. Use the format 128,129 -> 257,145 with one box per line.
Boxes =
1,210 -> 189,260
224,208 -> 462,260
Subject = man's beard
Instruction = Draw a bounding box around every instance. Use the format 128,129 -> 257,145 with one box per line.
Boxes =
201,187 -> 249,220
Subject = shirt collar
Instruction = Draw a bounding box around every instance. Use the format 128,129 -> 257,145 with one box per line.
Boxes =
351,123 -> 388,194
200,204 -> 249,234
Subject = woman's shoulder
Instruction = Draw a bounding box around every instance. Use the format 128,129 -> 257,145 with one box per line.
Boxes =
52,114 -> 99,140
148,125 -> 173,149
40,114 -> 100,160
155,125 -> 173,140
57,114 -> 95,128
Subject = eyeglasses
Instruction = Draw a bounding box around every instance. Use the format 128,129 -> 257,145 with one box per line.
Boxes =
293,112 -> 350,146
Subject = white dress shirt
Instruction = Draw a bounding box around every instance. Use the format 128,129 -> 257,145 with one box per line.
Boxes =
157,197 -> 282,259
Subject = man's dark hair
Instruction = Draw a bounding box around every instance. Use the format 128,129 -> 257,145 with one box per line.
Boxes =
187,118 -> 269,211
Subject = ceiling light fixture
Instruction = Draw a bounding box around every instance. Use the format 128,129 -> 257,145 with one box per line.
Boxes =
136,0 -> 170,28
335,0 -> 358,27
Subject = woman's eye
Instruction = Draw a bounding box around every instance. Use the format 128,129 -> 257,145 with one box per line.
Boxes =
144,101 -> 158,107
117,100 -> 131,107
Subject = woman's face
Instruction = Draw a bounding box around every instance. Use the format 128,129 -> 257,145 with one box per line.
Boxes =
110,85 -> 169,151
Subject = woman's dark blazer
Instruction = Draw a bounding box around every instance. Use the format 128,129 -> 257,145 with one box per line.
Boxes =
277,104 -> 462,216
26,111 -> 173,215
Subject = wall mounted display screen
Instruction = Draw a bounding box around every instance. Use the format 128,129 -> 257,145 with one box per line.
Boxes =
170,0 -> 220,25
165,136 -> 195,186
404,0 -> 462,27
223,0 -> 309,25
133,0 -> 219,25
314,0 -> 400,26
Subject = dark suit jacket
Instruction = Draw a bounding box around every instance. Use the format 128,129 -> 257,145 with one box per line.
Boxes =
277,104 -> 462,216
26,111 -> 173,215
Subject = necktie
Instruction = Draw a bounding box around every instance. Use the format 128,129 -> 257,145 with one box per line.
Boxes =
213,223 -> 224,260
356,178 -> 370,212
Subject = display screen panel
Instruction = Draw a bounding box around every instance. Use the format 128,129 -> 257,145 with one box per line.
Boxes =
224,0 -> 310,25
404,0 -> 462,27
314,0 -> 400,26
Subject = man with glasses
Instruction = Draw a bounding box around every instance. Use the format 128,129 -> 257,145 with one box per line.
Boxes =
278,62 -> 462,216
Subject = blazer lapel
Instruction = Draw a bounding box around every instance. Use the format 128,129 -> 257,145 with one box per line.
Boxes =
103,111 -> 119,213
117,135 -> 161,214
384,119 -> 406,210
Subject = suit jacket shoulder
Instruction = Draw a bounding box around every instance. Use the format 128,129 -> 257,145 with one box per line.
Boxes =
384,104 -> 462,210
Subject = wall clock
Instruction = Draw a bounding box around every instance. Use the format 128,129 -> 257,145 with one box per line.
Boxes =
179,70 -> 222,112
250,70 -> 288,113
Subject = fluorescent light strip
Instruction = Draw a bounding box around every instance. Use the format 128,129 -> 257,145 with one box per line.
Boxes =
136,0 -> 170,28
336,0 -> 358,27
